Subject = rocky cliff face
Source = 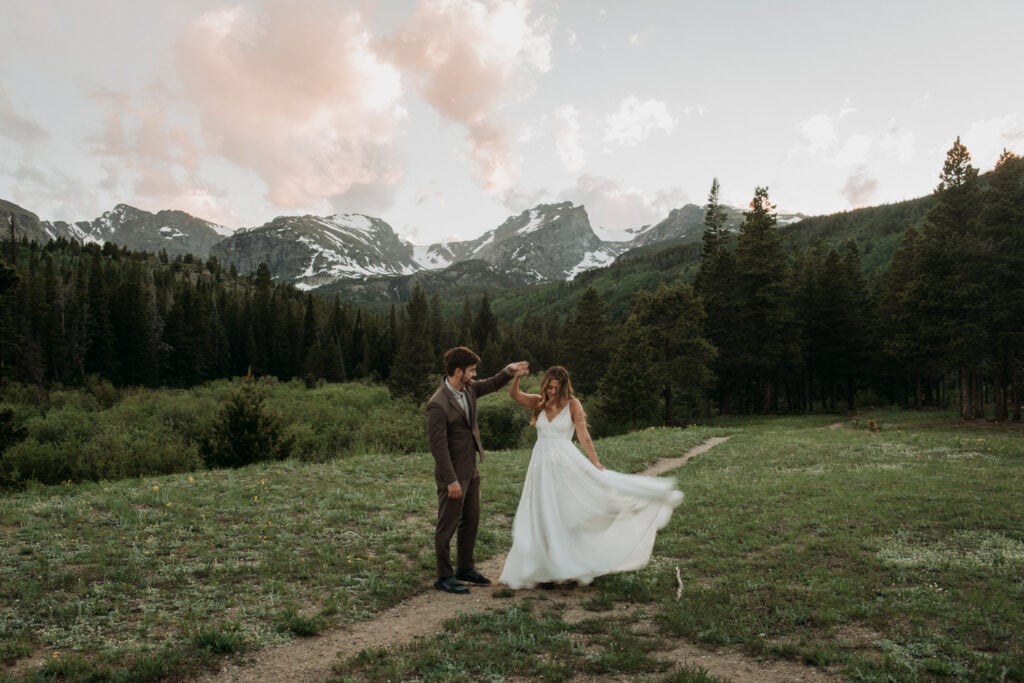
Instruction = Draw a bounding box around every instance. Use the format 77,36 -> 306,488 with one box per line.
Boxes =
3,195 -> 804,290
0,202 -> 228,258
442,202 -> 624,281
209,213 -> 421,289
0,199 -> 50,245
88,205 -> 226,257
628,204 -> 745,246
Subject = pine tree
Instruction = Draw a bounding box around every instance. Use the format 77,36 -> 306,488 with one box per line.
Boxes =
631,284 -> 716,424
300,293 -> 322,382
200,373 -> 293,469
559,286 -> 613,396
473,291 -> 498,352
596,319 -> 660,434
429,293 -> 445,359
457,298 -> 474,346
698,177 -> 729,266
915,137 -> 985,418
83,253 -> 118,381
695,179 -> 743,414
388,283 -> 436,400
733,187 -> 796,412
205,291 -> 232,381
324,296 -> 348,382
350,309 -> 367,378
981,150 -> 1024,420
802,243 -> 871,410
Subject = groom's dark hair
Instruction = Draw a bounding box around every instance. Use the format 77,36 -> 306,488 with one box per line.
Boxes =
444,346 -> 481,377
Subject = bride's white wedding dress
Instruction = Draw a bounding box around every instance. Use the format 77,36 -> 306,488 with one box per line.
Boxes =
499,405 -> 684,589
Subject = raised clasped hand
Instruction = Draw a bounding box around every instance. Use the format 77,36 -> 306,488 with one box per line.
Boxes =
507,360 -> 530,377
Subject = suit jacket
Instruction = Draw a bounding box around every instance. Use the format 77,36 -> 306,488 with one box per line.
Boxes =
426,369 -> 512,488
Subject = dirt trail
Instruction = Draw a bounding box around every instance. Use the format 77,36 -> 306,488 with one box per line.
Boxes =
199,436 -> 840,683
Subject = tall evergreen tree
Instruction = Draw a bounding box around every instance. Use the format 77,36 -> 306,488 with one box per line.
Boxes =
457,298 -> 474,347
695,178 -> 743,414
698,177 -> 729,266
324,296 -> 348,382
733,186 -> 795,412
83,253 -> 118,381
389,283 -> 437,400
473,291 -> 498,352
559,286 -> 613,396
596,319 -> 660,434
914,137 -> 985,417
981,150 -> 1024,420
631,284 -> 716,424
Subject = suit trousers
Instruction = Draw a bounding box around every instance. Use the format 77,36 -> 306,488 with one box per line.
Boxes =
435,473 -> 481,578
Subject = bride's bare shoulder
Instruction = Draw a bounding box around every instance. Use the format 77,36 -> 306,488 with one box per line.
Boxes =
569,398 -> 587,419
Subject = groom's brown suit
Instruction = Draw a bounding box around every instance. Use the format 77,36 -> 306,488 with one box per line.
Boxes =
426,368 -> 513,579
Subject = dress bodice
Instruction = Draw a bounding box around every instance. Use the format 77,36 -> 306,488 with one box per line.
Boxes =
536,404 -> 574,441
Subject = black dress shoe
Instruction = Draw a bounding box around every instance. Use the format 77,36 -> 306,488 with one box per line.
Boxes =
434,577 -> 469,594
455,568 -> 491,585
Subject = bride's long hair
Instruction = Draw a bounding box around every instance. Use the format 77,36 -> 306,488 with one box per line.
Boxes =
531,366 -> 576,425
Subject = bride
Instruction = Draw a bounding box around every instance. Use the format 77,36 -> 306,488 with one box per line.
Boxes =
498,365 -> 684,589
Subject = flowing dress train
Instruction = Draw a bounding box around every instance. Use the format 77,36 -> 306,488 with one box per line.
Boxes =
499,405 -> 683,589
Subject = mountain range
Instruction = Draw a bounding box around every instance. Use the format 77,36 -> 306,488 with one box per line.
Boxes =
0,196 -> 804,289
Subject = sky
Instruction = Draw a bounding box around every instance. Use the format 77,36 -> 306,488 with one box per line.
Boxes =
2,0 -> 1023,245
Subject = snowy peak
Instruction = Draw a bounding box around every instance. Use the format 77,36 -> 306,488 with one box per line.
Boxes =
37,203 -> 230,258
416,202 -> 622,282
210,213 -> 421,289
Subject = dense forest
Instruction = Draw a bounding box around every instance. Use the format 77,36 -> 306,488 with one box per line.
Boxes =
1,139 -> 1022,428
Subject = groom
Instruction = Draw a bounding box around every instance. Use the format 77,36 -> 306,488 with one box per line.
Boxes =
426,346 -> 527,594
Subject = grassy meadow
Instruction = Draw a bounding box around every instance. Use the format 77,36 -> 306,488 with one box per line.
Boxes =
1,384 -> 1022,681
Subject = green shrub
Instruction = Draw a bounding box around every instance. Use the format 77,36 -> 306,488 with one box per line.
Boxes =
0,405 -> 26,453
199,376 -> 294,469
0,419 -> 200,487
476,399 -> 529,451
351,398 -> 427,454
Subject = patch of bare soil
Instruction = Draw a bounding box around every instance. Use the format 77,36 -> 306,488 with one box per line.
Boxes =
198,436 -> 841,683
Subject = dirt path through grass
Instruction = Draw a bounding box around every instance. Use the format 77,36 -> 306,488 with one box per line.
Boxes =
199,436 -> 840,683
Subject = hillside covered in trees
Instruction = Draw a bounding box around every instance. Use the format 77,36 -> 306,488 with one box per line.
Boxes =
1,140 -> 1021,428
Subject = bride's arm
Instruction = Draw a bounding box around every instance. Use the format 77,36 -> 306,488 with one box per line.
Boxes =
509,374 -> 541,409
570,399 -> 603,470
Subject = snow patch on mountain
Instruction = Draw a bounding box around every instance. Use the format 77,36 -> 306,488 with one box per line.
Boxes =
411,244 -> 453,270
568,249 -> 617,279
518,208 -> 553,235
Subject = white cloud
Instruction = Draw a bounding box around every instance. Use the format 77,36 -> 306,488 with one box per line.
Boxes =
603,95 -> 676,147
0,86 -> 47,144
553,105 -> 584,172
795,114 -> 837,155
384,0 -> 552,192
838,98 -> 856,121
881,123 -> 915,162
835,133 -> 873,166
565,174 -> 684,236
965,114 -> 1024,170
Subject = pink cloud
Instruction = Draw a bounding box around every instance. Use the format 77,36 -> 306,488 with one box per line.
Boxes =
841,167 -> 878,207
383,0 -> 551,192
177,1 -> 407,211
86,89 -> 226,218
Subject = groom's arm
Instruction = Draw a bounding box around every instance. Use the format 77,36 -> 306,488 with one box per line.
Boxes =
472,361 -> 527,398
426,402 -> 458,488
